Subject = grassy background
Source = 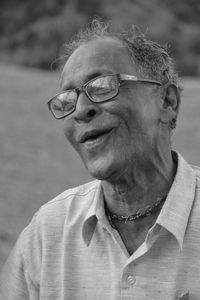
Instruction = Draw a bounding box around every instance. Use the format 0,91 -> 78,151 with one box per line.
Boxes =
0,64 -> 199,269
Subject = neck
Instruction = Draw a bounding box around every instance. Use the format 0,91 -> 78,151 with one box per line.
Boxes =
102,151 -> 176,217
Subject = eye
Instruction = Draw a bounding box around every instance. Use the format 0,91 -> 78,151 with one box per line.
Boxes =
86,76 -> 118,101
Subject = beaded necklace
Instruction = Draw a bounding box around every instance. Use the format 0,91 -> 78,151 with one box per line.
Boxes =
105,196 -> 166,229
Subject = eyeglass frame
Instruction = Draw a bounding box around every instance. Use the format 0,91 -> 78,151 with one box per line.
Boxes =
47,73 -> 162,119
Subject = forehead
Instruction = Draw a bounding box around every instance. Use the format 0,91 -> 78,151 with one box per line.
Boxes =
61,37 -> 137,88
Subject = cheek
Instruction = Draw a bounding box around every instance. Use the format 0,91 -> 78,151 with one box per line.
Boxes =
63,120 -> 78,149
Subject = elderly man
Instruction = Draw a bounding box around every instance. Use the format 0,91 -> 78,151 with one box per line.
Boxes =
1,19 -> 199,299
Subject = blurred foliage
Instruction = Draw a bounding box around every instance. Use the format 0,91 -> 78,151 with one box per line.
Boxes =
0,0 -> 200,75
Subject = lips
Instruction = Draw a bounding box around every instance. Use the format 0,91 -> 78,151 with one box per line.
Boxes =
79,128 -> 113,143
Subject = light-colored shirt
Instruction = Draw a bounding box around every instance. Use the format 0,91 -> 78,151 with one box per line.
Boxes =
1,152 -> 200,300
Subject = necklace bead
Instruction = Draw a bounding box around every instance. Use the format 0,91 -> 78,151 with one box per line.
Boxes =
105,196 -> 166,229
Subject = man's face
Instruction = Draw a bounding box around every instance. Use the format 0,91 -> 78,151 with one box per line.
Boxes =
61,37 -> 161,181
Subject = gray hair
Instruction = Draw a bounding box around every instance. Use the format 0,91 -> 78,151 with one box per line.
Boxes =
60,18 -> 182,126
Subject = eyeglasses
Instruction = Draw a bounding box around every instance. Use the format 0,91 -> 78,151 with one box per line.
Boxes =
47,73 -> 162,119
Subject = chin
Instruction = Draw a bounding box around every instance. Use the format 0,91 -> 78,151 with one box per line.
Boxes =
85,159 -> 115,180
80,147 -> 126,181
87,166 -> 111,180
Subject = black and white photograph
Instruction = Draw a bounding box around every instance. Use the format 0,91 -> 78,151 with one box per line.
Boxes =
0,0 -> 200,299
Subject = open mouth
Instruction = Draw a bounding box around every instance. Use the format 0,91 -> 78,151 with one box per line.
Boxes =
85,131 -> 108,142
80,129 -> 113,143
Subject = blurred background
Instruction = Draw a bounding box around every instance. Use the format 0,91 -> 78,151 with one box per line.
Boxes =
0,0 -> 200,268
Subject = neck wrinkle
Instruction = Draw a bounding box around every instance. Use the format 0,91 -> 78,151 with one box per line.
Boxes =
101,152 -> 176,217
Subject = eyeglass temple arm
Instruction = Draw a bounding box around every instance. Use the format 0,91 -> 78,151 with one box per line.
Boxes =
119,74 -> 162,86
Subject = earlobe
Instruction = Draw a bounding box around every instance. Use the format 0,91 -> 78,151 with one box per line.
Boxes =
160,83 -> 180,123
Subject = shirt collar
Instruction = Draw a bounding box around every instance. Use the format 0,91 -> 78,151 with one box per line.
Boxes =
82,152 -> 197,249
155,151 -> 196,250
82,181 -> 106,246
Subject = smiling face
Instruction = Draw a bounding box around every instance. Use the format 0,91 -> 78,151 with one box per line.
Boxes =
61,37 -> 162,181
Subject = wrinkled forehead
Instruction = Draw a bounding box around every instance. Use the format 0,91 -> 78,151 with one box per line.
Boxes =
61,37 -> 137,88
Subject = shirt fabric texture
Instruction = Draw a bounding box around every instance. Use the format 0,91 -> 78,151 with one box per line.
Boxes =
1,152 -> 200,300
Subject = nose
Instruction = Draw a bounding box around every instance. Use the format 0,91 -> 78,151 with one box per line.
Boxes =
74,92 -> 101,123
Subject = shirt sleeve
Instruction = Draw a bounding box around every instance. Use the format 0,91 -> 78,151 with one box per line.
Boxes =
0,219 -> 40,300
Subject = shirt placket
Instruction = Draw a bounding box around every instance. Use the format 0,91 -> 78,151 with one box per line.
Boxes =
119,225 -> 163,300
120,270 -> 137,299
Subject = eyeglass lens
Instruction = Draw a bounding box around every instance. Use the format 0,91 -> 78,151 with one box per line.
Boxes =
86,75 -> 118,102
50,90 -> 77,118
50,75 -> 119,118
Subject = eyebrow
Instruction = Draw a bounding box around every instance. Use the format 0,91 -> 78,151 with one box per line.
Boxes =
85,71 -> 104,83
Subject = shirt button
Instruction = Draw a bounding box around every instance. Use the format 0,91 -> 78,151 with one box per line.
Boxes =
127,275 -> 136,285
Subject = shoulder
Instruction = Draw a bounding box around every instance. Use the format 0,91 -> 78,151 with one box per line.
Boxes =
11,180 -> 101,270
18,179 -> 101,247
30,179 -> 101,230
39,179 -> 100,211
1,180 -> 101,287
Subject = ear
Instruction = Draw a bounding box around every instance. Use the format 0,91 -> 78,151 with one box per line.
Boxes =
160,83 -> 180,124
